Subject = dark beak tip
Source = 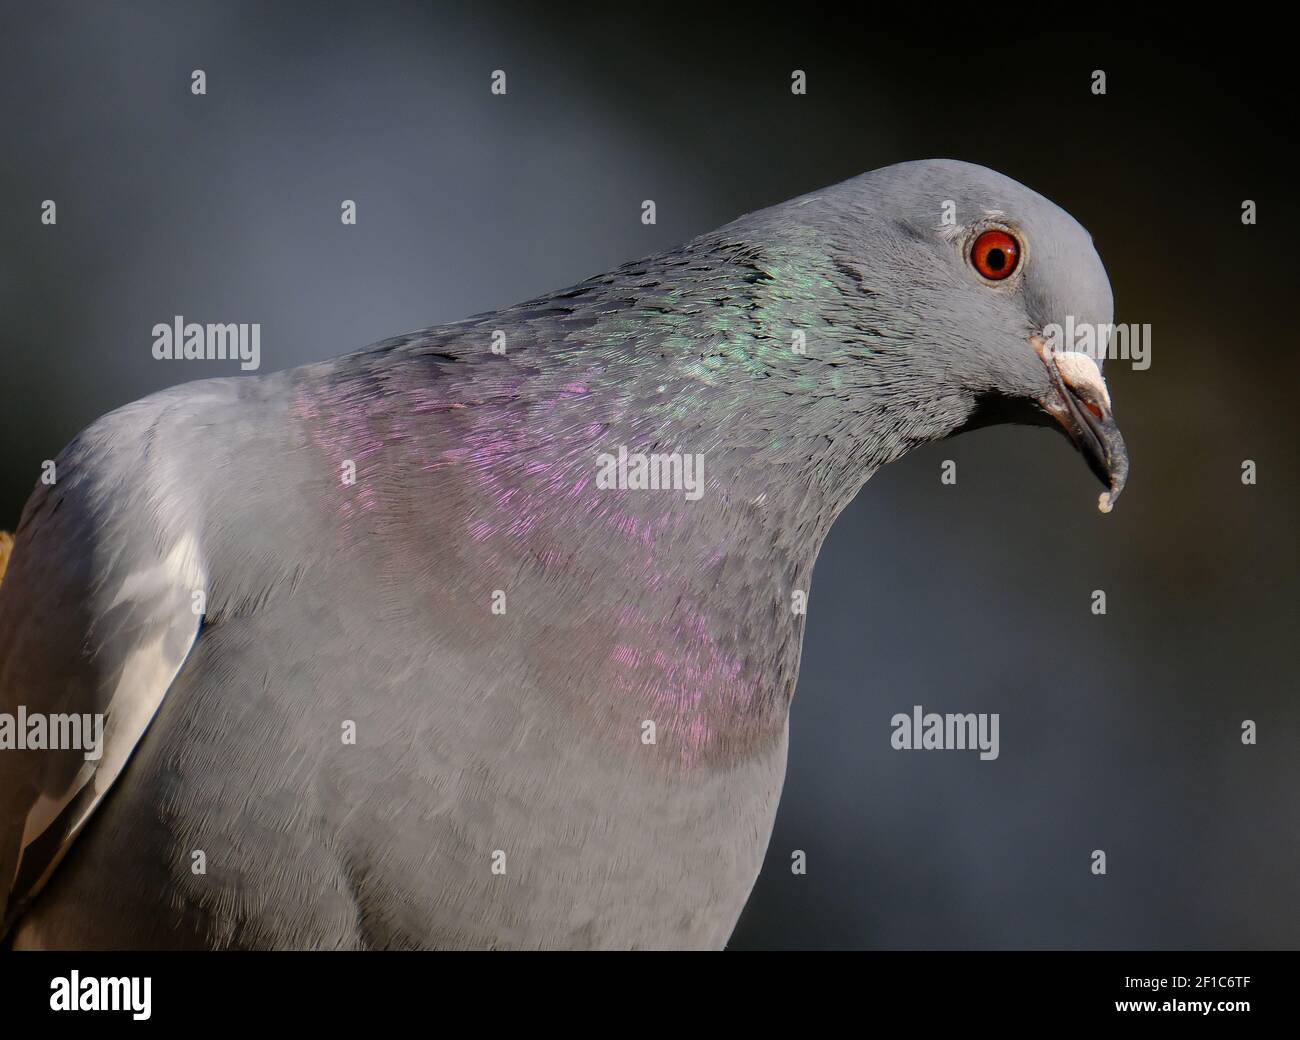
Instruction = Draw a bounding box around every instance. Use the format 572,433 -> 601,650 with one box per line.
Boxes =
1095,423 -> 1129,514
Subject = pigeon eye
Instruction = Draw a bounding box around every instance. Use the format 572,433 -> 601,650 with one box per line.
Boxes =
970,229 -> 1020,281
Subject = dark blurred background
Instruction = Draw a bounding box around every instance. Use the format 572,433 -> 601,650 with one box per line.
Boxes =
1,4 -> 1295,948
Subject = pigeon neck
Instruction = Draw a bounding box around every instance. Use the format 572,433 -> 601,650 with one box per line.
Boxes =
470,358 -> 934,766
335,241 -> 962,766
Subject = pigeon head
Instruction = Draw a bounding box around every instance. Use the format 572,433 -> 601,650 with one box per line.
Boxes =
726,158 -> 1129,512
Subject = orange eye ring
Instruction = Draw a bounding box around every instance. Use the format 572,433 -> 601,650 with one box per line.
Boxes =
970,229 -> 1020,280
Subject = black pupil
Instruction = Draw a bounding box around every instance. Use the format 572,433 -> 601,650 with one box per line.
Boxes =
986,248 -> 1006,270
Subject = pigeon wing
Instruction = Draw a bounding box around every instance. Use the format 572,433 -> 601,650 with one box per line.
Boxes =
0,398 -> 205,934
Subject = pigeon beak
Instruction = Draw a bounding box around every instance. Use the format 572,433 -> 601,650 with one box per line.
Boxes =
1029,335 -> 1129,513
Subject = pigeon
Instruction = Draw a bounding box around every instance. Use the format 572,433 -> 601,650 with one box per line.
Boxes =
0,159 -> 1127,950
